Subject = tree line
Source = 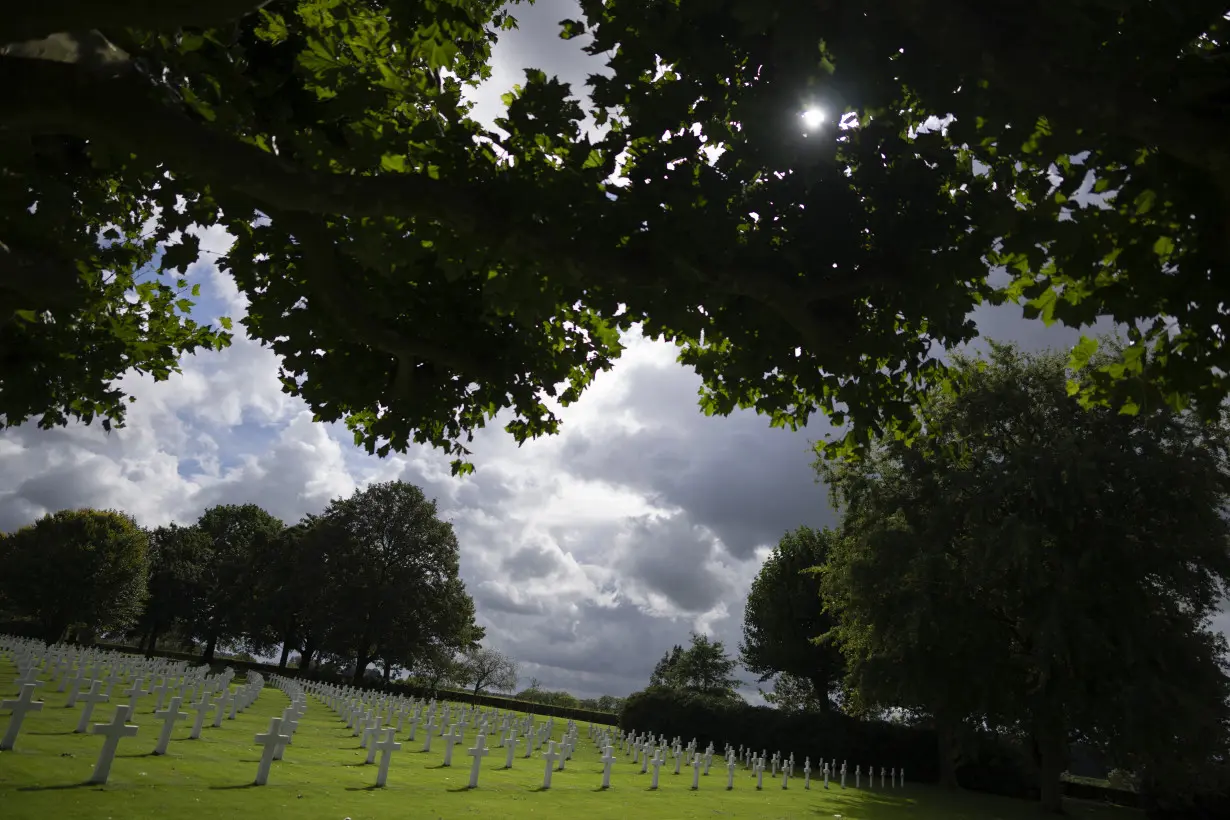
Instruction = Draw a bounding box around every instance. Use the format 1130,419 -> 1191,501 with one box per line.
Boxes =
637,344 -> 1230,815
0,480 -> 497,688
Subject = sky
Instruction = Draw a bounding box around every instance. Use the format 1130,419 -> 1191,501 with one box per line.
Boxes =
2,0 -> 1226,700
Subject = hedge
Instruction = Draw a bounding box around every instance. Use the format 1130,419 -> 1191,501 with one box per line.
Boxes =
619,687 -> 1146,809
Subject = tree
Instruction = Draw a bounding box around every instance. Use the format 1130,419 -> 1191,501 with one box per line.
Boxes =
458,646 -> 518,700
595,695 -> 625,714
319,480 -> 479,684
818,343 -> 1230,813
761,672 -> 829,714
244,515 -> 340,670
407,645 -> 465,696
0,508 -> 148,641
741,526 -> 845,711
649,644 -> 685,688
191,503 -> 284,663
649,633 -> 741,698
134,522 -> 212,656
5,4 -> 1229,472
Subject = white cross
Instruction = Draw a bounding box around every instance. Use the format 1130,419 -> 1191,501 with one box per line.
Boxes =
600,744 -> 616,789
373,728 -> 401,787
541,740 -> 561,789
185,698 -> 212,739
726,757 -> 737,790
691,753 -> 702,790
442,723 -> 462,766
89,704 -> 140,784
650,750 -> 666,789
0,683 -> 45,751
73,680 -> 110,734
503,728 -> 518,769
254,718 -> 290,786
153,695 -> 189,755
466,732 -> 490,788
421,715 -> 439,752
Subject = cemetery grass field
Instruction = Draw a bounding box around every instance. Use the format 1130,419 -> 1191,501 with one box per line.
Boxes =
1,663 -> 1141,820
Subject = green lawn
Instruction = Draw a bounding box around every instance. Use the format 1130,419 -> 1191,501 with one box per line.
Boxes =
0,659 -> 1140,819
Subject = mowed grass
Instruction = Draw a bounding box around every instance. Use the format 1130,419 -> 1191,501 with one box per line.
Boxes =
0,659 -> 1140,819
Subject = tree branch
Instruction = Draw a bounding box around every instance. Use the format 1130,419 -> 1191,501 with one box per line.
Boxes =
2,1 -> 271,43
275,210 -> 495,397
0,49 -> 870,356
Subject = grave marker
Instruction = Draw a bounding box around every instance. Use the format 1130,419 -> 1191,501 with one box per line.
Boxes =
373,728 -> 401,787
0,683 -> 44,751
89,705 -> 140,784
153,695 -> 189,755
466,732 -> 490,788
73,680 -> 110,733
254,718 -> 290,786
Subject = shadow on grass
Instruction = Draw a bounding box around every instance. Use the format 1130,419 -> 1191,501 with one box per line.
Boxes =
17,782 -> 97,792
447,785 -> 474,793
28,730 -> 75,736
209,783 -> 259,791
426,763 -> 455,770
116,752 -> 156,758
344,784 -> 384,792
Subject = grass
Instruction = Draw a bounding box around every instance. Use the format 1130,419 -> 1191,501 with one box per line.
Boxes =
0,658 -> 1141,819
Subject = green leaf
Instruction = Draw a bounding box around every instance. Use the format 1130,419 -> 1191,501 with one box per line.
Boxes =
1067,336 -> 1099,372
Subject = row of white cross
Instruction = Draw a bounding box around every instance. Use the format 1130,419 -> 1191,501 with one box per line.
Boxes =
590,723 -> 905,791
281,674 -> 587,789
3,634 -> 908,797
0,635 -> 264,784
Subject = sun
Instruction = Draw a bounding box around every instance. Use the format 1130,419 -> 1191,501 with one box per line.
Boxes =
801,108 -> 826,130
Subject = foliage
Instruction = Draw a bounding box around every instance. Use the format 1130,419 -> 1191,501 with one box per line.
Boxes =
818,343 -> 1230,813
740,526 -> 844,709
648,632 -> 742,698
316,480 -> 481,684
0,508 -> 149,640
458,645 -> 518,697
5,4 -> 1230,469
134,522 -> 212,654
760,672 -> 830,714
190,502 -> 285,662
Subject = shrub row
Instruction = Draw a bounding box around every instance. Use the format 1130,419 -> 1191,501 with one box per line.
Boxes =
619,687 -> 1146,809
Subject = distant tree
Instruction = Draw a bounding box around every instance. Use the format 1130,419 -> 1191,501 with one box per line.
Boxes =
650,633 -> 741,698
741,526 -> 845,710
246,514 -> 341,670
819,343 -> 1230,813
761,672 -> 829,713
0,508 -> 148,641
458,646 -> 518,700
134,523 -> 211,656
649,644 -> 685,688
191,503 -> 284,663
408,645 -> 464,696
319,481 -> 480,685
595,695 -> 625,714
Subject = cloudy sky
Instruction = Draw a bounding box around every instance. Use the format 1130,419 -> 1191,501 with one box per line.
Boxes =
2,0 -> 1225,700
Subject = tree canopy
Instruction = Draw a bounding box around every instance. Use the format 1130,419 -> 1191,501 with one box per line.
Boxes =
818,343 -> 1230,813
3,2 -> 1229,470
649,632 -> 742,699
740,525 -> 844,710
0,508 -> 149,641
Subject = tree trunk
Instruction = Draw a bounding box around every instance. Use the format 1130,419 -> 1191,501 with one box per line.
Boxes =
382,659 -> 392,684
936,717 -> 962,789
202,633 -> 218,664
278,641 -> 292,670
301,634 -> 317,672
146,627 -> 160,658
1034,716 -> 1069,814
352,652 -> 371,685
